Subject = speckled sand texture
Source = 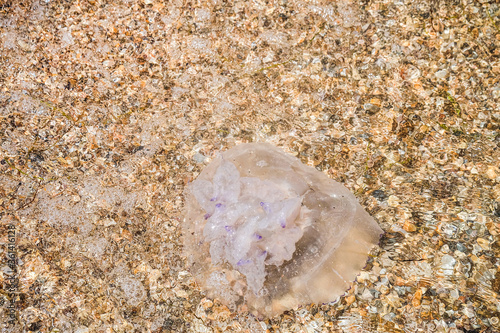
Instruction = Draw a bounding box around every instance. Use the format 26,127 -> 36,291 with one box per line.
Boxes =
1,0 -> 499,332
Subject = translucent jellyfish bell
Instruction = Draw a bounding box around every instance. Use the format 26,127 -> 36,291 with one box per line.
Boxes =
183,143 -> 383,317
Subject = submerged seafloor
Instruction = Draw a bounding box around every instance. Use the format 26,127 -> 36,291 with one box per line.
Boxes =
0,0 -> 499,332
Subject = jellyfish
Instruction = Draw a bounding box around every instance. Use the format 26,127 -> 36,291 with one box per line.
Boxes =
183,143 -> 383,317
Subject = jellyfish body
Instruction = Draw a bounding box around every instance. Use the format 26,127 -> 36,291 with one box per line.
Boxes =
183,143 -> 383,317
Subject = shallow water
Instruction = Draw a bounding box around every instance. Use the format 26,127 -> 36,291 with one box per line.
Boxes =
0,0 -> 499,332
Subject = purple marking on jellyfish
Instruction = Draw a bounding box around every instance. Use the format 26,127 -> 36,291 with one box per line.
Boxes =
204,213 -> 211,220
237,259 -> 252,266
215,203 -> 223,208
254,233 -> 262,240
210,197 -> 216,202
259,250 -> 267,257
260,202 -> 271,213
280,219 -> 286,228
224,225 -> 232,232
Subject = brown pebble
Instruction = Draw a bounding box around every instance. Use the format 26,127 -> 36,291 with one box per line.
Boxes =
412,289 -> 423,307
403,220 -> 417,232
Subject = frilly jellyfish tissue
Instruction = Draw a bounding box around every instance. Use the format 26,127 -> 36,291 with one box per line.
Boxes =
183,143 -> 383,317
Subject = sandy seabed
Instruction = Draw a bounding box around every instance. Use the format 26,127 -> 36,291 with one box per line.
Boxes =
1,0 -> 500,332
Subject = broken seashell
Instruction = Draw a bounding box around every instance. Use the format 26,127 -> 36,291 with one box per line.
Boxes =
183,143 -> 383,317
